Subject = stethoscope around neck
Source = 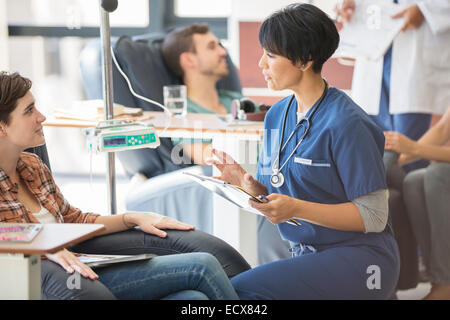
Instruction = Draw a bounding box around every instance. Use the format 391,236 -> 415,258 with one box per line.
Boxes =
270,79 -> 329,188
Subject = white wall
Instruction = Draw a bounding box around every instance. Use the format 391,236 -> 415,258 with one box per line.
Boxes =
0,0 -> 9,70
228,0 -> 338,68
228,0 -> 304,67
314,0 -> 339,17
227,0 -> 338,100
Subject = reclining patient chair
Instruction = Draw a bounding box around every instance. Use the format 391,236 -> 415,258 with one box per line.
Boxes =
80,33 -> 239,232
79,32 -> 292,265
26,145 -> 51,171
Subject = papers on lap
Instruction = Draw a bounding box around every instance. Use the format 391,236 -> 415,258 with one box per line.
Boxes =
75,253 -> 156,268
0,224 -> 43,242
337,0 -> 405,61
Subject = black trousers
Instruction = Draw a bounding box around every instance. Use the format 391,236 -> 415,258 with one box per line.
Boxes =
41,229 -> 251,299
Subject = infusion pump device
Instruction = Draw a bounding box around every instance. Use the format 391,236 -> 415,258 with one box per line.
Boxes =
83,119 -> 160,153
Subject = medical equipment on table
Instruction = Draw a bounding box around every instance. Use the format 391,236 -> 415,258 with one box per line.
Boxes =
270,79 -> 328,188
83,119 -> 160,153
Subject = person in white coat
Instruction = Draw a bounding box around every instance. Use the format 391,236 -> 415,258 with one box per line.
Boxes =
336,0 -> 450,172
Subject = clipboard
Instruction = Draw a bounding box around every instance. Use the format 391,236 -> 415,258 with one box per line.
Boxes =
183,172 -> 301,226
337,0 -> 405,61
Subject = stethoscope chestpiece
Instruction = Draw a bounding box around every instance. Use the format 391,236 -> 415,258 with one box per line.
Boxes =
270,171 -> 285,188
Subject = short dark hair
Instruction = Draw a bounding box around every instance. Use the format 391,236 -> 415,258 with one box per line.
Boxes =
259,3 -> 339,73
0,71 -> 32,125
161,23 -> 210,78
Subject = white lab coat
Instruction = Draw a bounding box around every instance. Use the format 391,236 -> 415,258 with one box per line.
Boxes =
351,0 -> 450,115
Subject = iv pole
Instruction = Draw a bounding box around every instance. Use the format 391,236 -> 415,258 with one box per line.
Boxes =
99,0 -> 118,215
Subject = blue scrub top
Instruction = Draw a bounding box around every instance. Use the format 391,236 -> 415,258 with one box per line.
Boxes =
257,87 -> 393,247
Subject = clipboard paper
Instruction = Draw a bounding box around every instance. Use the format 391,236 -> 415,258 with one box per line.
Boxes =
183,172 -> 263,216
337,0 -> 405,61
183,172 -> 301,226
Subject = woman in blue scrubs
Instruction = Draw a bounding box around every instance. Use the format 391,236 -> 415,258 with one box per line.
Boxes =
210,3 -> 400,299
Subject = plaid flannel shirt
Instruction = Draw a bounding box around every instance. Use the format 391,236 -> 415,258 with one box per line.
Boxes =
0,152 -> 99,224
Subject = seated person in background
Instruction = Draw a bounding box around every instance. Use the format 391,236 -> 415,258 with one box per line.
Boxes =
162,23 -> 242,115
0,71 -> 247,300
384,106 -> 450,300
161,23 -> 245,165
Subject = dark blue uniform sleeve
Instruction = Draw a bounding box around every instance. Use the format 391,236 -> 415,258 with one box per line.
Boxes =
331,120 -> 387,201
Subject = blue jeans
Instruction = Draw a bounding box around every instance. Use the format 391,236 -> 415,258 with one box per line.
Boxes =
41,252 -> 239,300
69,229 -> 250,279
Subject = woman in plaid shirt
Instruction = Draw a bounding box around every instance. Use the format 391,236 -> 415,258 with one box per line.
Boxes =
0,71 -> 248,300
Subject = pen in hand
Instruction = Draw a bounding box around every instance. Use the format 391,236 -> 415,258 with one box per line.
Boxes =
257,194 -> 270,203
257,195 -> 302,226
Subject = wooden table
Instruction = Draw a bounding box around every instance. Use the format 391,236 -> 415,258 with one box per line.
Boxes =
0,223 -> 104,300
44,111 -> 263,136
44,111 -> 264,267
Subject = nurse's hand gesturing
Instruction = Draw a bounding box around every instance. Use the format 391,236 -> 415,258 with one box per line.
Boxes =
249,193 -> 299,225
207,148 -> 268,196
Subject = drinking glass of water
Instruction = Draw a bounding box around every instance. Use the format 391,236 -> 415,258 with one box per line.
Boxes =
163,85 -> 187,117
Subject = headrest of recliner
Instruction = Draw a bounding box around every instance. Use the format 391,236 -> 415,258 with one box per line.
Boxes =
112,34 -> 242,111
81,32 -> 242,112
113,35 -> 182,111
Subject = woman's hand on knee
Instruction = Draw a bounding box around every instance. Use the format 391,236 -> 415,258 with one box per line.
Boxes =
44,249 -> 99,280
125,212 -> 195,238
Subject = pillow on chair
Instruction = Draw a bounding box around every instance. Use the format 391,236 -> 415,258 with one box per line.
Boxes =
112,35 -> 182,111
